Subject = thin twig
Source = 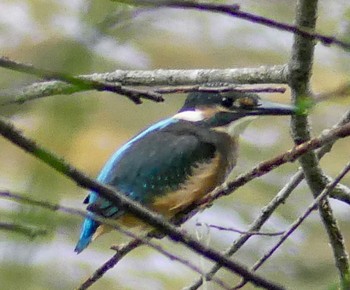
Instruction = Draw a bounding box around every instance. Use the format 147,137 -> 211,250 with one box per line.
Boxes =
124,0 -> 350,51
128,0 -> 240,14
234,161 -> 350,289
108,238 -> 231,290
0,222 -> 47,238
315,109 -> 350,204
186,169 -> 304,290
313,82 -> 350,102
0,117 -> 283,290
78,239 -> 143,289
230,8 -> 350,51
0,191 -> 120,227
0,56 -> 163,104
195,223 -> 284,236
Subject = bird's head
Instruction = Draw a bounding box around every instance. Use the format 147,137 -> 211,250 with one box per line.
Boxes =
174,89 -> 295,136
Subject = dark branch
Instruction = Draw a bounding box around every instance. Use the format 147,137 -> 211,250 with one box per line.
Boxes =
124,0 -> 350,51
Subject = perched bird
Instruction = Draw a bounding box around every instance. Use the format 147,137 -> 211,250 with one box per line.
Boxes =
75,89 -> 295,253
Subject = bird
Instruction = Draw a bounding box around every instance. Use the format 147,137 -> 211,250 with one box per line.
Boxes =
75,87 -> 295,253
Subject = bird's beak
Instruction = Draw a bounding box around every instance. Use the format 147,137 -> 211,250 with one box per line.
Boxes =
244,100 -> 296,116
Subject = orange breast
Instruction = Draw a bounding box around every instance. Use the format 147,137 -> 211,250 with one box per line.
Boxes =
92,152 -> 233,240
150,154 -> 225,216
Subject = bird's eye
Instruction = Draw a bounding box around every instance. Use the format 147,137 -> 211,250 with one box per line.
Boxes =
221,97 -> 234,108
238,96 -> 257,108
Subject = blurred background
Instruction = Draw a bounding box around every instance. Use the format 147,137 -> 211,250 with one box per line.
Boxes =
0,0 -> 349,289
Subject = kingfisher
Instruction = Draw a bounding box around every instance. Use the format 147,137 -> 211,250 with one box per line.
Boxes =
75,88 -> 295,253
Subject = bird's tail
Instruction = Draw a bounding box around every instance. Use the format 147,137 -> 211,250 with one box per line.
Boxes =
74,217 -> 99,254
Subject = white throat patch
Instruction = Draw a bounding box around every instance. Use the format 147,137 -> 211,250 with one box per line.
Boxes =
173,110 -> 205,122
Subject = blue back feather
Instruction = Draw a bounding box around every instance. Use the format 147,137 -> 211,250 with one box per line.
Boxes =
75,118 -> 177,253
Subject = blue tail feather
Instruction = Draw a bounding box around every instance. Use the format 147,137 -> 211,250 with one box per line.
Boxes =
75,217 -> 99,254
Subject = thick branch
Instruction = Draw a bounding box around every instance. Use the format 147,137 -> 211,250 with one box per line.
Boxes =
153,85 -> 286,95
288,0 -> 350,288
0,56 -> 163,104
1,65 -> 288,106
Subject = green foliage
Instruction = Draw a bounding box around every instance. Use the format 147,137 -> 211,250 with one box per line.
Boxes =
295,95 -> 315,116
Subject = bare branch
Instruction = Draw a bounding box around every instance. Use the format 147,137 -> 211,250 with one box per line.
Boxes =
0,65 -> 288,106
314,82 -> 350,102
289,0 -> 350,287
0,190 -> 230,290
234,161 -> 350,289
329,181 -> 350,205
109,239 -> 231,290
154,85 -> 286,95
195,223 -> 284,236
77,239 -> 143,289
118,0 -> 350,51
0,222 -> 47,238
121,0 -> 240,14
0,56 -> 163,104
187,167 -> 304,290
316,109 -> 350,205
229,8 -> 350,51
